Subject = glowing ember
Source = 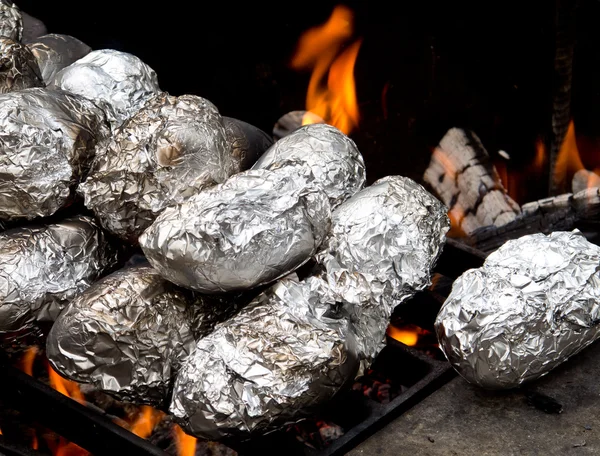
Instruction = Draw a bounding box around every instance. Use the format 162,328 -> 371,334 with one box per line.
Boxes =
129,405 -> 165,439
173,423 -> 197,456
387,324 -> 422,346
291,5 -> 362,134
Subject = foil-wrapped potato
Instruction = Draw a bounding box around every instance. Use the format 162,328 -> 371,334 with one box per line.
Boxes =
436,230 -> 600,389
0,0 -> 22,42
252,123 -> 366,209
47,265 -> 242,406
80,93 -> 234,243
0,37 -> 43,93
222,116 -> 273,173
0,216 -> 118,335
140,169 -> 331,293
316,176 -> 450,361
27,34 -> 91,84
170,276 -> 358,439
0,88 -> 110,220
50,49 -> 161,126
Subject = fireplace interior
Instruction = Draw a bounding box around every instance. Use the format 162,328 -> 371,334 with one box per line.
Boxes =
1,0 -> 600,455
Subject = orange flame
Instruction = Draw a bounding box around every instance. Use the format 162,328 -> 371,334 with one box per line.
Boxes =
291,6 -> 362,134
129,406 -> 165,439
173,424 -> 197,456
553,120 -> 584,188
48,364 -> 86,405
21,345 -> 38,376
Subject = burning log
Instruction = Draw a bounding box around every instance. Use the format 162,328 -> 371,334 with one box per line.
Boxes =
423,128 -> 521,236
0,216 -> 118,337
0,37 -> 43,93
466,187 -> 600,253
272,110 -> 325,140
27,34 -> 91,84
49,49 -> 162,126
437,230 -> 600,389
46,265 -> 242,407
140,123 -> 365,293
79,92 -> 235,243
169,176 -> 448,439
0,0 -> 22,42
572,169 -> 600,194
0,88 -> 110,221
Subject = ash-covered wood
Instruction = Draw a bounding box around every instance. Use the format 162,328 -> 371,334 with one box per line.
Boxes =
423,128 -> 521,236
465,187 -> 600,252
272,110 -> 324,140
572,169 -> 600,194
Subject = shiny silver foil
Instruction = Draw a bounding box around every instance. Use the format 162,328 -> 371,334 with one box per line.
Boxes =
316,176 -> 450,361
80,93 -> 234,243
0,88 -> 110,220
50,49 -> 161,126
252,123 -> 366,209
27,34 -> 91,84
222,116 -> 273,173
0,37 -> 43,93
46,265 -> 215,405
436,230 -> 600,389
170,276 -> 359,439
0,216 -> 118,335
0,0 -> 22,42
140,169 -> 331,293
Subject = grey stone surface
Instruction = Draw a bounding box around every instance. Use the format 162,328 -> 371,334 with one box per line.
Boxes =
348,341 -> 600,455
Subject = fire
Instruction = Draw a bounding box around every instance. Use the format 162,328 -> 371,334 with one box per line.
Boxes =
387,324 -> 423,346
553,120 -> 585,189
291,5 -> 362,134
21,345 -> 38,376
129,406 -> 165,439
48,364 -> 86,405
173,424 -> 197,456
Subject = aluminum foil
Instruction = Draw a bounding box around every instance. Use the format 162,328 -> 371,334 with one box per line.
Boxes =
252,123 -> 366,209
222,116 -> 273,173
0,0 -> 22,42
27,34 -> 91,84
47,265 -> 208,405
0,88 -> 110,220
79,93 -> 234,243
140,169 -> 331,293
0,216 -> 118,336
170,276 -> 359,439
316,176 -> 450,361
436,230 -> 600,389
49,49 -> 161,126
0,37 -> 43,93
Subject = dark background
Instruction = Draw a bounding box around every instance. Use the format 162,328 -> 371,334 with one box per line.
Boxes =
15,0 -> 600,203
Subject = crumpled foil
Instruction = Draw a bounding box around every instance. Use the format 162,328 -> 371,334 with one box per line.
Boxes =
436,230 -> 600,389
80,93 -> 234,243
0,0 -> 22,42
0,88 -> 110,220
0,216 -> 118,336
252,123 -> 366,209
27,34 -> 91,84
0,37 -> 43,93
140,169 -> 331,293
316,176 -> 450,361
50,49 -> 161,126
222,116 -> 273,173
170,276 -> 359,439
47,265 -> 243,406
